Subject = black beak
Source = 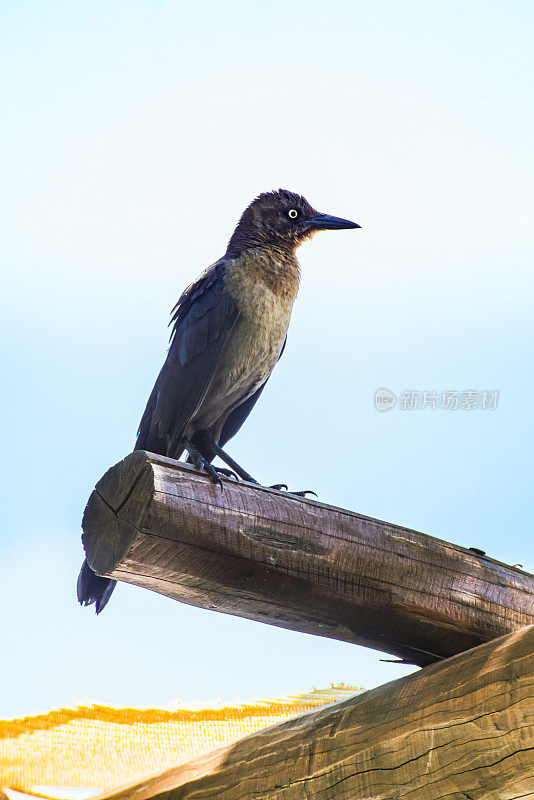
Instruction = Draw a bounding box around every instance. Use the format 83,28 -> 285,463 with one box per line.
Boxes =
308,213 -> 361,231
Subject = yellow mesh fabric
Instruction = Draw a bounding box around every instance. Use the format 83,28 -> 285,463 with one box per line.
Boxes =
0,686 -> 360,796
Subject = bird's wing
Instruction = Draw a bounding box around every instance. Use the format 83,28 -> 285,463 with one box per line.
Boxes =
218,337 -> 287,448
136,260 -> 240,457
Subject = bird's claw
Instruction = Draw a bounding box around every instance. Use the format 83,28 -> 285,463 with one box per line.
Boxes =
190,454 -> 223,489
268,483 -> 317,498
205,463 -> 224,489
214,466 -> 239,481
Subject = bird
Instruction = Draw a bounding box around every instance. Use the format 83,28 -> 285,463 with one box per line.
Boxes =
77,188 -> 360,613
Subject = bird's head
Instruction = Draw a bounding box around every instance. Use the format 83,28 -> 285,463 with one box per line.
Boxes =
226,189 -> 360,257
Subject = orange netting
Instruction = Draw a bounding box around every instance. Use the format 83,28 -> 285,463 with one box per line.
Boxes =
0,686 -> 361,796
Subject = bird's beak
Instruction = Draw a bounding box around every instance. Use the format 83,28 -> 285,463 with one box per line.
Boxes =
307,213 -> 361,231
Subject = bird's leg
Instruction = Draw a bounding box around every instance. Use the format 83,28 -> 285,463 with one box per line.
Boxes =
190,434 -> 315,496
211,444 -> 259,483
193,433 -> 259,484
182,438 -> 224,488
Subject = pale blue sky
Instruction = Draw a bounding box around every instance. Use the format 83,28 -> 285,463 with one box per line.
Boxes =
1,1 -> 533,719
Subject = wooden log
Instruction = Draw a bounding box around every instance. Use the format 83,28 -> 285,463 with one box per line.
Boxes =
81,451 -> 534,666
94,626 -> 534,800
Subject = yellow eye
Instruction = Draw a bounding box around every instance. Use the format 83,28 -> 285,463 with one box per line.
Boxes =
288,209 -> 299,219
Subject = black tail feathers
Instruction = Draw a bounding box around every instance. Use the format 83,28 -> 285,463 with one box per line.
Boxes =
77,559 -> 117,614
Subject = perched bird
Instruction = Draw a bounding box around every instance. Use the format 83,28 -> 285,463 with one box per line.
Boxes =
78,189 -> 360,612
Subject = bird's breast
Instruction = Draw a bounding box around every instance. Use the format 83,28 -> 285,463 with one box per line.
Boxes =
221,249 -> 299,383
193,250 -> 299,428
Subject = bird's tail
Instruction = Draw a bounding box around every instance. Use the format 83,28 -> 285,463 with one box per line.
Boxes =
77,559 -> 116,614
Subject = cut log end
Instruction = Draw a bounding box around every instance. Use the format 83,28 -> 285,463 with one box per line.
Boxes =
82,450 -> 154,576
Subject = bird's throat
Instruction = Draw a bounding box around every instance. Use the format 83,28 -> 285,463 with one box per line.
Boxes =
225,246 -> 300,303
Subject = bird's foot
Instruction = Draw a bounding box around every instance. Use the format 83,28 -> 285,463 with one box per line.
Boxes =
192,435 -> 259,484
269,483 -> 317,498
183,439 -> 223,489
203,461 -> 224,489
214,466 -> 239,481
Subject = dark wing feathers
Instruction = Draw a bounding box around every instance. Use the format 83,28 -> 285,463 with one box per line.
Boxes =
218,382 -> 268,448
135,261 -> 239,457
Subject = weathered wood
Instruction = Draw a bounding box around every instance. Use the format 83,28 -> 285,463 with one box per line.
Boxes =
82,451 -> 534,666
94,626 -> 534,800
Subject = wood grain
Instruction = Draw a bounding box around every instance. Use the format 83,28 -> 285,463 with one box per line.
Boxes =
81,451 -> 534,666
93,626 -> 534,800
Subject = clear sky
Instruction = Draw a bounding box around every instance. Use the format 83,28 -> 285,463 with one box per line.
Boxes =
1,0 -> 533,719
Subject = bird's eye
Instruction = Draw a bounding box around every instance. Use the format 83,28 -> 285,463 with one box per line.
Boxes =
287,209 -> 299,219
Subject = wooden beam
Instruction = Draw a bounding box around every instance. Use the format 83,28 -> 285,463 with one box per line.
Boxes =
93,626 -> 534,800
81,451 -> 534,666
